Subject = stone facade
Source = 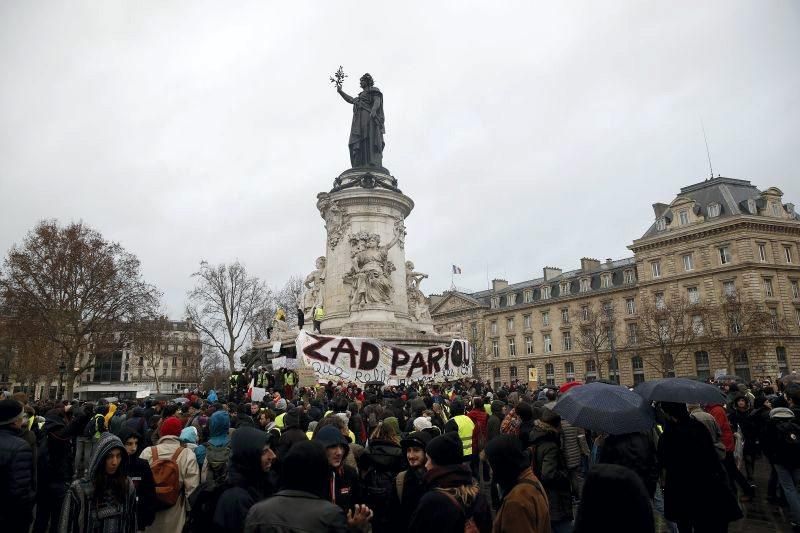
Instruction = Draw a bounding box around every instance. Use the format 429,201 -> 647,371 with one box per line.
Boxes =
432,177 -> 800,388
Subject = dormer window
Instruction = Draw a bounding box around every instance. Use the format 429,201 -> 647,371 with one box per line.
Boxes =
772,203 -> 783,217
579,278 -> 591,292
747,199 -> 757,214
490,297 -> 499,309
679,210 -> 689,225
600,273 -> 612,289
560,281 -> 571,295
707,203 -> 721,218
655,217 -> 666,231
541,286 -> 551,300
507,293 -> 517,306
523,289 -> 533,303
623,270 -> 636,284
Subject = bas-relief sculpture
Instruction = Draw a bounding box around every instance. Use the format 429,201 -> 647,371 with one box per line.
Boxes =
343,223 -> 403,310
302,256 -> 326,315
318,194 -> 351,249
405,261 -> 431,322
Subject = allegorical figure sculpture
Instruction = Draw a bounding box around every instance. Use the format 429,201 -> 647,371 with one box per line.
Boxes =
302,256 -> 326,315
336,73 -> 385,168
344,224 -> 402,310
405,261 -> 431,322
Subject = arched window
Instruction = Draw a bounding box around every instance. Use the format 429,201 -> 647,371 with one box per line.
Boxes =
585,359 -> 597,382
564,362 -> 575,382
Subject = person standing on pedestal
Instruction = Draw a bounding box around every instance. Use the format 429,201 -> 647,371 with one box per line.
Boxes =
337,73 -> 385,168
313,306 -> 325,333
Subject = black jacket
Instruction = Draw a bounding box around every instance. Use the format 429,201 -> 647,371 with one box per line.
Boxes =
245,490 -> 348,533
389,467 -> 427,533
0,425 -> 35,533
598,431 -> 659,498
408,464 -> 492,533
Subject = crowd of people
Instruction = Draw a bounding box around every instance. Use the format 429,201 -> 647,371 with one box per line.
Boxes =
1,373 -> 799,533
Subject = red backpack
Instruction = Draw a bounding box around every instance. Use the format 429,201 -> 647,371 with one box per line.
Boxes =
151,445 -> 185,509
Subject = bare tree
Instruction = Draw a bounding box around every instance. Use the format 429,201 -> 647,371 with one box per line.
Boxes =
199,345 -> 228,392
0,220 -> 161,398
633,292 -> 699,378
185,260 -> 270,373
573,302 -> 615,379
698,293 -> 789,376
277,276 -> 304,329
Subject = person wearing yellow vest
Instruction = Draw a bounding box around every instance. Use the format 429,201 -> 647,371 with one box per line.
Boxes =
443,399 -> 474,460
313,305 -> 325,333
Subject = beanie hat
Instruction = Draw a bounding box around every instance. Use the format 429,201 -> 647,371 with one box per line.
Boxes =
382,416 -> 401,436
426,432 -> 463,466
283,407 -> 300,428
413,416 -> 433,431
314,425 -> 348,449
769,407 -> 795,419
401,430 -> 433,451
160,416 -> 183,437
0,400 -> 24,426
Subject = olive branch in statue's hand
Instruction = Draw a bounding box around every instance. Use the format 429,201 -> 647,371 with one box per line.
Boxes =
330,66 -> 347,89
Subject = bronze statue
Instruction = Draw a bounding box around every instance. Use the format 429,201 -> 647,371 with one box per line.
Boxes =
336,72 -> 385,168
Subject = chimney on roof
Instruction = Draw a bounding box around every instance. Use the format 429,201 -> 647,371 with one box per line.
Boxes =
580,258 -> 601,272
543,267 -> 562,281
492,279 -> 508,292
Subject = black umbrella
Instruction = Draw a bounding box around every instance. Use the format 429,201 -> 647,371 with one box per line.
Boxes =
634,378 -> 726,404
553,382 -> 654,435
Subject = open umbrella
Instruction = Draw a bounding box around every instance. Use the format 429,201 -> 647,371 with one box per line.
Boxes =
553,382 -> 654,435
634,378 -> 725,405
558,381 -> 583,394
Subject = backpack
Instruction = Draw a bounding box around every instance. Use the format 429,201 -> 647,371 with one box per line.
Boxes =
436,488 -> 480,533
204,443 -> 231,484
394,470 -> 407,502
150,445 -> 185,510
186,480 -> 229,533
363,466 -> 395,514
500,409 -> 521,436
774,420 -> 800,467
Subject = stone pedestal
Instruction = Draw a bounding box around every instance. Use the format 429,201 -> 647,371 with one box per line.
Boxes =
314,167 -> 435,338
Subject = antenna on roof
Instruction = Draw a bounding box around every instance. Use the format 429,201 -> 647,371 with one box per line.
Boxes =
701,118 -> 714,180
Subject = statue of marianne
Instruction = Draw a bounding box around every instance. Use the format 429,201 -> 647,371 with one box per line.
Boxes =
336,73 -> 385,169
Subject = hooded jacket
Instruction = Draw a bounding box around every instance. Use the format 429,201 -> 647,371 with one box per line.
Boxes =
408,464 -> 492,533
597,431 -> 659,498
315,425 -> 362,512
529,420 -> 572,523
487,401 -> 504,441
58,433 -> 137,533
214,427 -> 276,533
0,423 -> 34,533
198,411 -> 230,483
117,427 -> 157,529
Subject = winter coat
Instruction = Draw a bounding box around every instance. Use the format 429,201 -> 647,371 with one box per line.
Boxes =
277,427 -> 308,458
359,439 -> 405,532
244,489 -> 349,533
324,463 -> 362,513
140,435 -> 200,533
492,468 -> 551,533
389,467 -> 427,533
705,404 -> 735,452
408,464 -> 493,533
559,419 -> 588,469
729,406 -> 759,455
467,408 -> 489,452
0,425 -> 35,533
529,420 -> 572,523
58,433 -> 138,533
657,417 -> 741,525
597,431 -> 659,498
214,428 -> 276,533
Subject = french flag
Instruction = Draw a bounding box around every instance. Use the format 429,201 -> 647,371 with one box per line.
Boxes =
452,265 -> 462,275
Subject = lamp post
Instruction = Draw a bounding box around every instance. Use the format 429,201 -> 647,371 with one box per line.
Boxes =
57,361 -> 66,400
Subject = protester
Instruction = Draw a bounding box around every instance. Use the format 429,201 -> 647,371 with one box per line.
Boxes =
408,432 -> 492,533
58,432 -> 138,533
214,427 -> 277,533
118,428 -> 157,530
705,401 -> 755,501
573,464 -> 654,533
761,406 -> 800,528
315,425 -> 362,513
597,430 -> 659,499
198,410 -> 231,483
657,401 -> 741,532
391,431 -> 433,532
244,440 -> 373,533
529,408 -> 573,533
0,399 -> 35,533
484,435 -> 550,533
139,416 -> 200,533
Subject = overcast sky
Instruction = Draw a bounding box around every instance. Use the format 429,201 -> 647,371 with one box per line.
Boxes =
1,1 -> 799,318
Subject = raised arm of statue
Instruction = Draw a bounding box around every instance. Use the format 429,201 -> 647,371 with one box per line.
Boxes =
337,87 -> 355,104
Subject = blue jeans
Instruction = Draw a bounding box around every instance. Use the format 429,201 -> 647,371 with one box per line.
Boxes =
774,464 -> 800,524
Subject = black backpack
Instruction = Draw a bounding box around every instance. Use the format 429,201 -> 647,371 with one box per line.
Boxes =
186,480 -> 229,533
774,420 -> 800,468
363,466 -> 395,528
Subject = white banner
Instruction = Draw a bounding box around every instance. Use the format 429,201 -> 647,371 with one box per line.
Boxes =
295,331 -> 471,385
272,356 -> 298,370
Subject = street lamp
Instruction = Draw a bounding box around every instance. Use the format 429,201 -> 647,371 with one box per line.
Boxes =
57,360 -> 66,400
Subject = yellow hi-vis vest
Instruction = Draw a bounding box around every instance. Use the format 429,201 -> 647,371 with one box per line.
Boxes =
275,412 -> 287,430
483,403 -> 492,415
452,414 -> 475,457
